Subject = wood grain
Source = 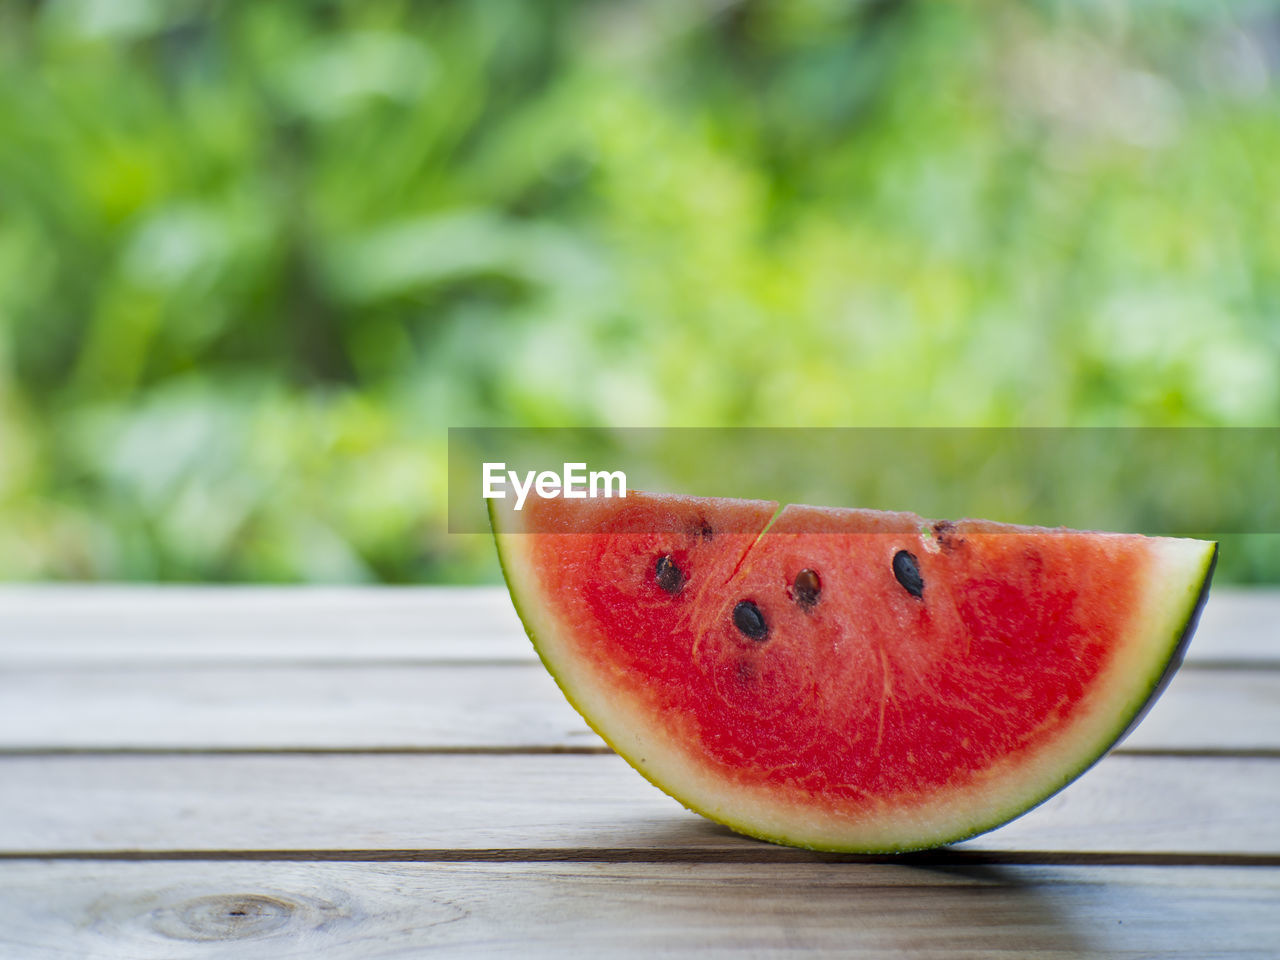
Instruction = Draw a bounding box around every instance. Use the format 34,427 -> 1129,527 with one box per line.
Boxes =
0,753 -> 1274,857
0,587 -> 1274,958
0,662 -> 1274,754
0,586 -> 1272,665
0,861 -> 1276,959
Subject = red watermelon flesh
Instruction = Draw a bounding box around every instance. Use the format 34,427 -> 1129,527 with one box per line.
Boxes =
490,492 -> 1217,852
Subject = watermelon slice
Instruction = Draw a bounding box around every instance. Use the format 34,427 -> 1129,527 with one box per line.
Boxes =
489,492 -> 1216,853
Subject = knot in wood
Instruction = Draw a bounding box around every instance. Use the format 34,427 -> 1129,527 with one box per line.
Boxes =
151,893 -> 296,942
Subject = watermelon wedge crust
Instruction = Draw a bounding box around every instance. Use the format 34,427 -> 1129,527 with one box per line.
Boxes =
490,493 -> 1217,853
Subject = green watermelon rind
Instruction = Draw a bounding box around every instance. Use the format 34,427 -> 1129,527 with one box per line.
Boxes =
489,498 -> 1218,854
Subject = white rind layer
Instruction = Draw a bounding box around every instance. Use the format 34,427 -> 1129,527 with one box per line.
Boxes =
491,496 -> 1217,852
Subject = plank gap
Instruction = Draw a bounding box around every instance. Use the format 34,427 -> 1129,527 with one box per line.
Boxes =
3,849 -> 1280,867
0,745 -> 617,757
0,745 -> 1276,759
3,658 -> 1271,672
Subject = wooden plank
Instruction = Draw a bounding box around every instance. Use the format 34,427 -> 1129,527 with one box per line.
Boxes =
0,586 -> 1273,666
0,861 -> 1276,959
1191,587 -> 1280,663
0,586 -> 532,664
0,664 -> 600,752
0,754 -> 1274,856
1122,668 -> 1280,753
0,662 -> 1274,754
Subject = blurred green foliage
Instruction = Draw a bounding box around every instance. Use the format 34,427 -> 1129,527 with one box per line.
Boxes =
0,0 -> 1277,582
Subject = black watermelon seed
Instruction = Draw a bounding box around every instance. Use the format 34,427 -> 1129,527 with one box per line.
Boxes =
791,568 -> 821,610
732,600 -> 769,641
655,555 -> 685,596
893,550 -> 924,599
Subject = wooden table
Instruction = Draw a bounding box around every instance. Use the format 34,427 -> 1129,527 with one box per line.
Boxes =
0,586 -> 1276,958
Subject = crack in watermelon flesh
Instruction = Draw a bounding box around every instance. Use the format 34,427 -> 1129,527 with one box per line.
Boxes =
491,492 -> 1217,852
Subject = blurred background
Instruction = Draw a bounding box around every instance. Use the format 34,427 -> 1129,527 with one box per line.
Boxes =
0,0 -> 1277,584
